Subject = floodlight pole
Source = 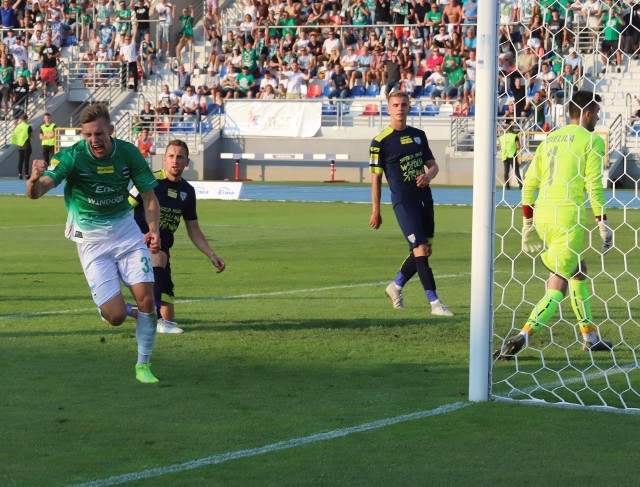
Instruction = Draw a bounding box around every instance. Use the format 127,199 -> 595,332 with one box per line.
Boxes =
469,0 -> 499,402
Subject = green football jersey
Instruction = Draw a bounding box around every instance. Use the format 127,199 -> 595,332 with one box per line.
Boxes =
45,138 -> 157,242
523,124 -> 606,225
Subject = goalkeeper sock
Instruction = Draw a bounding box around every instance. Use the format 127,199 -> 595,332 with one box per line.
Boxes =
522,289 -> 564,335
136,310 -> 157,365
394,253 -> 416,288
569,279 -> 599,342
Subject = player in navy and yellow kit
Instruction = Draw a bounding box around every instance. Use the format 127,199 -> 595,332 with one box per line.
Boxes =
495,90 -> 614,360
369,90 -> 453,316
128,139 -> 226,333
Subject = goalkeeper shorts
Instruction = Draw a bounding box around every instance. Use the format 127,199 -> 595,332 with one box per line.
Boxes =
537,221 -> 585,279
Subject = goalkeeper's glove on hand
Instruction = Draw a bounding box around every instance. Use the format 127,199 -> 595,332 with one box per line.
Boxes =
522,217 -> 543,254
598,219 -> 613,253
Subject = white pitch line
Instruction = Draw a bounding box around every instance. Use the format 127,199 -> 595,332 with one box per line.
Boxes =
0,273 -> 469,320
66,401 -> 472,487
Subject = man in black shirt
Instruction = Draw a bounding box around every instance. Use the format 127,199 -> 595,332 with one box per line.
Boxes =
139,100 -> 156,131
133,0 -> 151,45
384,49 -> 401,95
128,139 -> 226,333
328,63 -> 350,100
10,74 -> 29,119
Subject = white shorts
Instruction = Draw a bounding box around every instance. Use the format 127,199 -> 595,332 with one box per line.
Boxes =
76,218 -> 154,307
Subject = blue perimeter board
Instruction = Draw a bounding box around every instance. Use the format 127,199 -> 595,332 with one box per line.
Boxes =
1,180 -> 638,208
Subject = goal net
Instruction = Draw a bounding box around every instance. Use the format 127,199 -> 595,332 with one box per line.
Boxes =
488,2 -> 640,413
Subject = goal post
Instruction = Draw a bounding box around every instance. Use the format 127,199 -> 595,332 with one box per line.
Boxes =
468,0 -> 499,402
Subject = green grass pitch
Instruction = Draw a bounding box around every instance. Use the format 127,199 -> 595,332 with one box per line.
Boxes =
1,194 -> 639,486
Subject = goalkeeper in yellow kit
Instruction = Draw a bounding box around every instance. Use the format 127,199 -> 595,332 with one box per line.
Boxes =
494,90 -> 614,360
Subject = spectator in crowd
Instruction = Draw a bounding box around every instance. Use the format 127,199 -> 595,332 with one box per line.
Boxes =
341,45 -> 358,87
40,35 -> 60,94
119,33 -> 139,91
400,70 -> 417,95
432,25 -> 451,49
413,0 -> 431,40
133,0 -> 151,45
176,4 -> 195,65
384,49 -> 401,95
135,127 -> 156,165
0,0 -> 21,30
523,89 -> 549,130
256,68 -> 277,98
115,0 -> 133,37
280,61 -> 310,99
374,0 -> 392,35
599,3 -> 625,74
322,29 -> 341,57
180,85 -> 201,123
99,16 -> 117,59
564,48 -> 582,78
157,83 -> 177,122
420,45 -> 444,87
234,65 -> 256,98
198,65 -> 220,97
174,63 -> 191,94
10,74 -> 29,118
443,0 -> 463,34
0,55 -> 13,118
462,0 -> 478,25
407,28 -> 425,68
462,27 -> 477,54
327,63 -> 350,100
463,49 -> 476,107
444,57 -> 465,103
516,45 -> 538,80
140,31 -> 156,78
139,100 -> 156,131
356,45 -> 374,87
155,0 -> 175,58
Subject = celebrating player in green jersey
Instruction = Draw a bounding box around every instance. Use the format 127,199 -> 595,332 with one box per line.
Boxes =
27,103 -> 163,383
495,90 -> 614,361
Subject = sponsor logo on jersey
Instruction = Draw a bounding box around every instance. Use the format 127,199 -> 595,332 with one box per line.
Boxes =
400,135 -> 414,145
74,230 -> 83,238
87,195 -> 125,206
97,166 -> 115,174
94,184 -> 118,193
167,188 -> 178,198
121,167 -> 131,178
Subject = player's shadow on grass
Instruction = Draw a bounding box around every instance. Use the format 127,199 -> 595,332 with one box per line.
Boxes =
183,316 -> 459,333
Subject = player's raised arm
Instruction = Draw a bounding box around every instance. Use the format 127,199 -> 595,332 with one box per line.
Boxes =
26,159 -> 55,199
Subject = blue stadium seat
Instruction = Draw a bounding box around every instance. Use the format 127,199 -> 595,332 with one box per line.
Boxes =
631,124 -> 640,136
220,66 -> 228,77
423,85 -> 435,97
201,121 -> 212,133
322,103 -> 336,115
409,104 -> 421,116
422,104 -> 439,116
412,86 -> 423,98
351,85 -> 366,97
365,84 -> 380,97
322,84 -> 331,97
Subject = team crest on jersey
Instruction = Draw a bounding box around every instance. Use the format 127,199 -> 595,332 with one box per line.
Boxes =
167,188 -> 178,198
121,167 -> 130,178
180,192 -> 187,201
413,137 -> 421,144
97,166 -> 114,174
408,234 -> 416,244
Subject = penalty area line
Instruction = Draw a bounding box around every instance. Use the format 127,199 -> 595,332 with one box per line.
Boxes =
66,401 -> 472,487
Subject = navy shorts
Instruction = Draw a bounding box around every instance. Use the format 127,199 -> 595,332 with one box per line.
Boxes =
393,197 -> 434,250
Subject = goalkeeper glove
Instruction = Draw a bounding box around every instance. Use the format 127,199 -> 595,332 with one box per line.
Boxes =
522,217 -> 543,254
598,219 -> 613,253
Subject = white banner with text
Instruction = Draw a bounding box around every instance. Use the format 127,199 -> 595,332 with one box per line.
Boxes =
222,101 -> 322,137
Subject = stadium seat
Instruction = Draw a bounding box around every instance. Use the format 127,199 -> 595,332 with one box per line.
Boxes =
438,104 -> 455,116
351,85 -> 366,97
306,84 -> 323,98
322,103 -> 337,115
365,84 -> 380,97
409,104 -> 421,116
423,85 -> 435,97
631,124 -> 640,136
322,84 -> 331,97
362,103 -> 379,116
412,86 -> 423,98
220,66 -> 228,77
422,104 -> 439,116
330,15 -> 342,24
201,121 -> 212,133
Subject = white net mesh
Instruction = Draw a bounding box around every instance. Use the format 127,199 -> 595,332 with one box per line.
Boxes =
491,2 -> 640,412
